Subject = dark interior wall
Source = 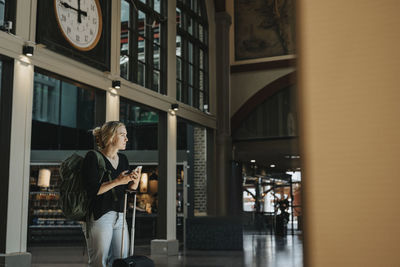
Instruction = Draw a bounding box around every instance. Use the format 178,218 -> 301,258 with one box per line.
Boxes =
0,57 -> 13,253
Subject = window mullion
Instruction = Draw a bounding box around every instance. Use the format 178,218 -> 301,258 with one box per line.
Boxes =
131,5 -> 138,83
194,45 -> 199,109
145,15 -> 153,90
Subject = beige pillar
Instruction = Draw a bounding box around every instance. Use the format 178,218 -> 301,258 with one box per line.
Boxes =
298,1 -> 400,266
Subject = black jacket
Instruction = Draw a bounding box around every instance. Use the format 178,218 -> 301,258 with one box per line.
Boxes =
82,150 -> 130,220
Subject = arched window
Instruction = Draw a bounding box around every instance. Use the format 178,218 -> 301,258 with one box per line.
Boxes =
176,0 -> 209,111
120,0 -> 167,94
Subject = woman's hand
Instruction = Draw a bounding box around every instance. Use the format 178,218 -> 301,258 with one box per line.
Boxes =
116,170 -> 134,185
128,168 -> 141,190
97,170 -> 133,195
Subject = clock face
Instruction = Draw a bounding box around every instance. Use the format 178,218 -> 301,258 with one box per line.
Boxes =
54,0 -> 102,51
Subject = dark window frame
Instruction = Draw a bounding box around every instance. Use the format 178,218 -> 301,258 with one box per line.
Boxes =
0,55 -> 14,253
176,0 -> 209,111
121,0 -> 167,95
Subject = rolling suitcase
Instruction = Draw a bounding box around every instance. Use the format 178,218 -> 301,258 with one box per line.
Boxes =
112,190 -> 155,267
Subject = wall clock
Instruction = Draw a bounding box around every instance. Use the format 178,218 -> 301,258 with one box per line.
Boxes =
36,0 -> 111,70
54,0 -> 102,51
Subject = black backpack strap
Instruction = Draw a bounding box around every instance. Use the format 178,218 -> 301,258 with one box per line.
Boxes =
92,150 -> 118,202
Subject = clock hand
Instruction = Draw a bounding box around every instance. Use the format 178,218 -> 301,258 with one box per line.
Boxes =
59,1 -> 87,23
77,0 -> 83,24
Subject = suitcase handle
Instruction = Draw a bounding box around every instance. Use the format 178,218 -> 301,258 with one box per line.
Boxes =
121,190 -> 138,258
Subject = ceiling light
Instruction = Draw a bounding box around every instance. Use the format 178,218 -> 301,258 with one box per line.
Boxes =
250,160 -> 256,163
270,164 -> 276,168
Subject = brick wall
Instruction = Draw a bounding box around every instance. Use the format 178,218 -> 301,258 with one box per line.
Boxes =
193,126 -> 207,215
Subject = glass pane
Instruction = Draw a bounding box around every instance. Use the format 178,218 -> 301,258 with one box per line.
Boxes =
32,73 -> 60,125
138,35 -> 145,61
176,8 -> 181,28
138,11 -> 146,36
60,83 -> 77,128
188,86 -> 193,105
120,1 -> 130,80
137,61 -> 145,86
199,24 -> 204,43
120,101 -> 127,121
176,57 -> 182,80
193,21 -> 197,38
0,1 -> 4,26
188,17 -> 193,35
139,0 -> 146,4
31,71 -> 99,150
192,0 -> 197,13
153,70 -> 160,92
76,88 -> 94,130
199,48 -> 204,70
199,89 -> 203,110
176,81 -> 182,102
154,0 -> 161,13
120,35 -> 129,56
119,98 -> 159,151
199,70 -> 204,90
120,57 -> 129,80
153,20 -> 160,44
193,87 -> 199,108
196,0 -> 201,15
189,64 -> 193,85
153,43 -> 160,69
188,42 -> 193,63
176,35 -> 181,56
121,0 -> 130,24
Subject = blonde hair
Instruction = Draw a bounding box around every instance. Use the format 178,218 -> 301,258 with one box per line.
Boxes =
92,121 -> 125,150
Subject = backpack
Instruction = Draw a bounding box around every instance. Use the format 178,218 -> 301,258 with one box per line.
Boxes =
59,150 -> 112,221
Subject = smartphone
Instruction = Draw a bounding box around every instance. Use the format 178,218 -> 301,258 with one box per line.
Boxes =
134,166 -> 143,172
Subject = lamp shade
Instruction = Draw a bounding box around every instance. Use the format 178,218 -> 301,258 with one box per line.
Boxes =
37,169 -> 51,187
139,173 -> 148,193
148,180 -> 158,195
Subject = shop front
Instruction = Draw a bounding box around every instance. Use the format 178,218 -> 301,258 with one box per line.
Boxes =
27,79 -> 199,248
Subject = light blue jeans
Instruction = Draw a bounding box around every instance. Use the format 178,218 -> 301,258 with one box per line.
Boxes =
82,211 -> 129,267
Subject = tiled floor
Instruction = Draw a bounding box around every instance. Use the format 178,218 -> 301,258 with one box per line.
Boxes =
29,232 -> 303,267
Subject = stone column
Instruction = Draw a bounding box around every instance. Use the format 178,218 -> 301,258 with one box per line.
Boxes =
151,111 -> 179,256
150,0 -> 179,255
214,12 -> 232,217
0,58 -> 34,267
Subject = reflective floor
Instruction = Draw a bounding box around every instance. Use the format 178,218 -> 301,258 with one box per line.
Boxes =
30,232 -> 303,267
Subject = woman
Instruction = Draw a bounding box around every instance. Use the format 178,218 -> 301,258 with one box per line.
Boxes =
82,121 -> 140,267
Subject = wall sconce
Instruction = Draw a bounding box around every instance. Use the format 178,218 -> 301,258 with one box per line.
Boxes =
37,168 -> 51,188
23,45 -> 34,57
171,103 -> 179,111
112,80 -> 121,89
169,104 -> 179,115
